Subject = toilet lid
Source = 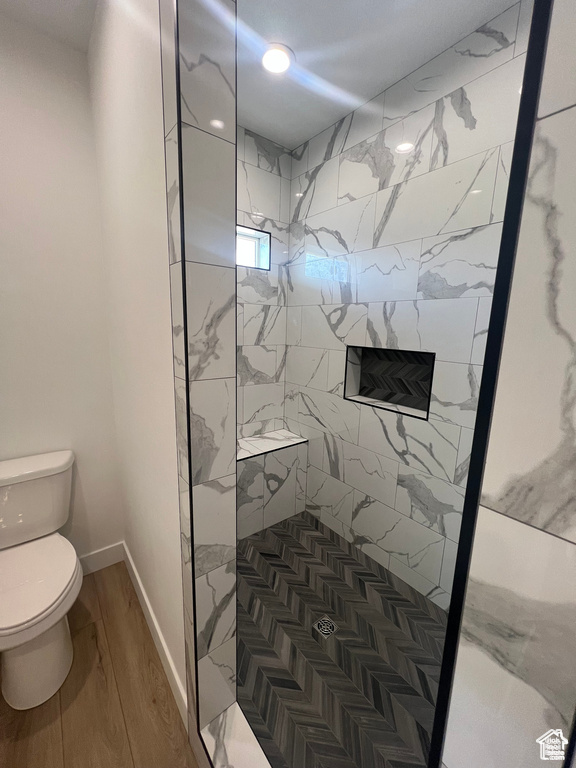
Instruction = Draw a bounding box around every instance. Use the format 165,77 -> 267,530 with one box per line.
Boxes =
0,533 -> 79,632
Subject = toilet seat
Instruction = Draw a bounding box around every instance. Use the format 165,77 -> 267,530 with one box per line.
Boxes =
0,533 -> 82,652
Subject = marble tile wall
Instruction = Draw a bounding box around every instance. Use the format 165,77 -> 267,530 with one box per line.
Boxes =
284,2 -> 530,608
236,127 -> 291,438
237,442 -> 308,539
443,0 -> 576,764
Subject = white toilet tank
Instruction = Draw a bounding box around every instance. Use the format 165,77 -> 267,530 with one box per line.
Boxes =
0,451 -> 75,550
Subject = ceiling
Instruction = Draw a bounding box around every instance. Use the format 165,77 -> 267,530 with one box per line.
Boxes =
0,0 -> 97,52
237,0 -> 517,149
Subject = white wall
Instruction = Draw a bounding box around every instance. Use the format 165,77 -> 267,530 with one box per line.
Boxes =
88,0 -> 185,690
0,12 -> 124,557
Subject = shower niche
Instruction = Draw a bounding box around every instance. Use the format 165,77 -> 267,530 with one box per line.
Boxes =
344,345 -> 435,419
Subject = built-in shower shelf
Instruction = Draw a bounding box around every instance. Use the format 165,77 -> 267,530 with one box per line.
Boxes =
237,429 -> 307,460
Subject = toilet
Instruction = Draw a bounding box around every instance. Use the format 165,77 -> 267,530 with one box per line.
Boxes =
0,450 -> 82,710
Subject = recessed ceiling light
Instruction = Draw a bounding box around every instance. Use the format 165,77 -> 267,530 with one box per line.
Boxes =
262,44 -> 293,74
395,142 -> 415,154
210,119 -> 225,130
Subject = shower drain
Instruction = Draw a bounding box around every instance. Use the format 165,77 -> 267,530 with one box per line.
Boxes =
313,616 -> 338,637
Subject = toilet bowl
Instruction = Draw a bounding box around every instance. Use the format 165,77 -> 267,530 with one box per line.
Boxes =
0,450 -> 81,709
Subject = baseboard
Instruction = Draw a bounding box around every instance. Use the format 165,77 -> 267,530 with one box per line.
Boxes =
122,543 -> 188,727
80,541 -> 125,574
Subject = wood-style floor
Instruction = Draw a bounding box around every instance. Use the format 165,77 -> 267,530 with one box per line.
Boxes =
0,562 -> 199,768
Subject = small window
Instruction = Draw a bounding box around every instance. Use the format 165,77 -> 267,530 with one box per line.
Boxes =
236,226 -> 271,270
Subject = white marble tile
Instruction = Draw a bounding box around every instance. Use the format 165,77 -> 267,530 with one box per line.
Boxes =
201,702 -> 273,768
471,296 -> 492,365
326,349 -> 346,396
179,0 -> 235,143
299,386 -> 361,443
418,223 -> 502,300
356,240 -> 421,303
515,0 -> 534,57
237,429 -> 307,459
286,261 -> 333,306
244,129 -> 292,177
243,305 -> 286,346
237,303 -> 244,346
242,383 -> 285,427
237,345 -> 282,387
342,93 -> 385,151
193,474 -> 236,578
195,559 -> 236,659
169,263 -> 185,380
301,304 -> 368,351
443,506 -> 576,768
187,263 -> 235,380
174,378 -> 189,484
285,418 -> 324,471
165,127 -> 181,263
388,556 -> 447,605
286,305 -> 302,346
198,637 -> 236,730
430,55 -> 524,171
439,538 -> 458,593
358,406 -> 460,483
239,212 -> 291,266
367,297 -> 478,364
189,377 -> 236,485
430,361 -> 482,429
490,141 -> 514,224
374,148 -> 498,247
182,125 -> 235,268
237,160 -> 281,221
159,0 -> 177,136
538,0 -> 576,119
290,142 -> 309,179
307,115 -> 353,171
338,105 -> 434,202
280,176 -> 291,223
480,108 -> 576,544
237,455 -> 264,539
396,466 -> 464,542
351,491 -> 444,585
305,195 -> 376,258
383,5 -> 519,127
285,346 -> 329,389
291,157 -> 339,221
263,445 -> 299,527
296,442 -> 308,514
306,466 -> 354,528
454,426 -> 474,487
237,266 -> 279,306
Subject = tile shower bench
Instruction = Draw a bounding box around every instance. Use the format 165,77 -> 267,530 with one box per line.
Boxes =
237,429 -> 308,539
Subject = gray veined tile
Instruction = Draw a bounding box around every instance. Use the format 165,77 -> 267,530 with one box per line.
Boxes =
338,104 -> 434,203
244,129 -> 292,177
285,261 -> 333,307
430,55 -> 524,171
291,157 -> 339,222
169,263 -> 185,380
174,378 -> 189,484
285,346 -> 329,390
443,506 -> 576,768
193,474 -> 236,577
480,109 -> 576,544
239,212 -> 291,266
351,491 -> 445,585
201,702 -> 272,768
373,148 -> 499,247
244,305 -> 286,346
186,263 -> 235,380
471,297 -> 492,365
285,417 -> 324,471
237,160 -> 281,222
382,5 -> 519,127
342,92 -> 385,152
237,456 -> 265,539
358,406 -> 460,483
429,361 -> 482,429
237,303 -> 244,346
490,141 -> 514,223
301,303 -> 368,351
356,240 -> 421,303
198,637 -> 237,730
304,194 -> 376,258
395,466 -> 464,542
366,297 -> 478,364
454,426 -> 474,487
514,0 -> 534,57
263,446 -> 299,527
305,466 -> 355,528
298,386 -> 361,443
418,224 -> 503,300
326,349 -> 346,396
388,557 -> 447,607
179,0 -> 235,143
242,383 -> 285,426
181,125 -> 235,268
290,141 -> 309,179
179,478 -> 191,570
189,377 -> 236,485
237,266 -> 279,306
195,559 -> 236,659
286,305 -> 302,346
165,127 -> 181,263
439,538 -> 458,593
538,0 -> 576,119
307,114 -> 354,171
237,345 -> 283,387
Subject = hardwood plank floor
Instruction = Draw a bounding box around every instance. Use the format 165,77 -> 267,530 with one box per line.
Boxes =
94,563 -> 198,768
1,562 -> 200,768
